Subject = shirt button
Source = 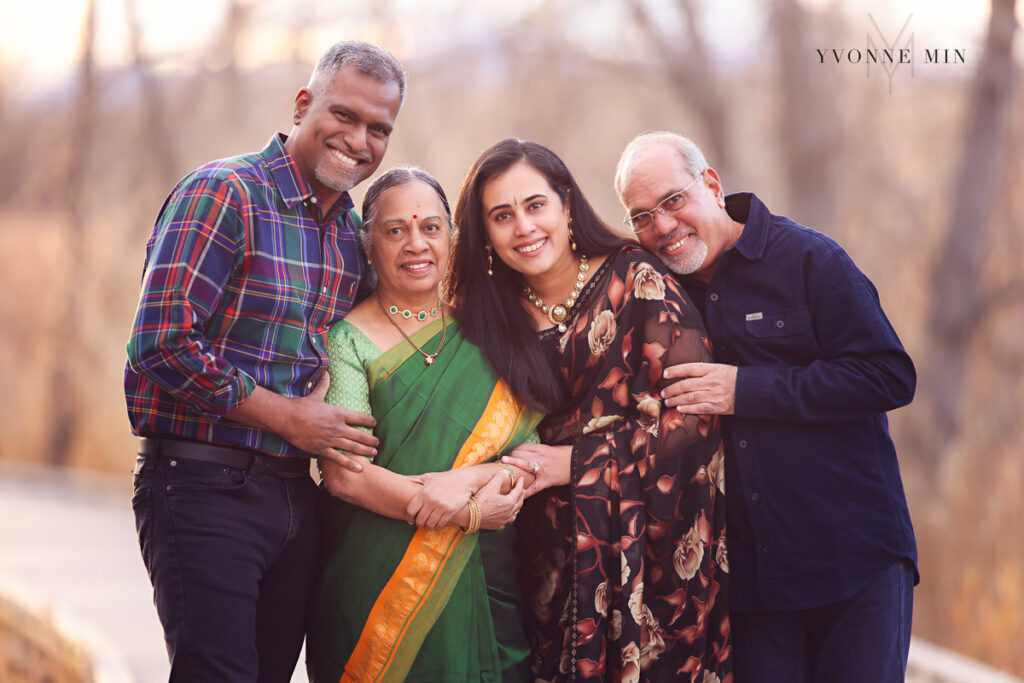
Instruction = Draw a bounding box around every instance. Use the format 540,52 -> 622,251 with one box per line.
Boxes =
751,492 -> 759,502
310,196 -> 318,204
762,545 -> 770,553
321,286 -> 327,294
776,320 -> 785,328
169,460 -> 177,467
739,440 -> 748,448
709,293 -> 719,302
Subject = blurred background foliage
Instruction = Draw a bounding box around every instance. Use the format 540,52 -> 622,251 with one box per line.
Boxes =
1,0 -> 1021,675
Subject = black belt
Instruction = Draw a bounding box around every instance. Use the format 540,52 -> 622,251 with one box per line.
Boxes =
138,437 -> 310,476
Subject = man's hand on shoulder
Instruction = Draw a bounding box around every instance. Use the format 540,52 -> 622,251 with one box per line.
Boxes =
661,362 -> 737,415
226,374 -> 378,471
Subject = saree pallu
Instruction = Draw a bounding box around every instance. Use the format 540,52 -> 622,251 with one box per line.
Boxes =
307,320 -> 542,683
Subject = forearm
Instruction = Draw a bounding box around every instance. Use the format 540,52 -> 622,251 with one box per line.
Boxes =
127,327 -> 255,417
465,462 -> 534,495
324,461 -> 423,519
735,352 -> 916,423
224,384 -> 295,438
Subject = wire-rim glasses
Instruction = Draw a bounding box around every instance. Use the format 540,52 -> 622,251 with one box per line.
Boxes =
623,173 -> 703,233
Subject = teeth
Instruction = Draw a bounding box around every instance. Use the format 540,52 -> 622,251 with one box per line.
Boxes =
329,147 -> 359,165
664,235 -> 689,252
517,239 -> 546,254
404,263 -> 431,271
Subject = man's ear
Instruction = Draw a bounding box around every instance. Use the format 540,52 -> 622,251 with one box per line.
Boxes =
293,88 -> 313,125
704,167 -> 726,208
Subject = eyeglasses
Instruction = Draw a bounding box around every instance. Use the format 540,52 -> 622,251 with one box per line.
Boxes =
623,173 -> 703,233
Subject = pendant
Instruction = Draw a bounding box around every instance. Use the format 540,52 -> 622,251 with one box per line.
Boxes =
425,356 -> 435,365
549,304 -> 569,324
557,323 -> 567,333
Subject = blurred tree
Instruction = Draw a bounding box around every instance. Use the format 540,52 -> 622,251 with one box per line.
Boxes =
770,0 -> 842,230
49,0 -> 98,465
126,0 -> 177,190
919,0 -> 1019,465
627,0 -> 737,182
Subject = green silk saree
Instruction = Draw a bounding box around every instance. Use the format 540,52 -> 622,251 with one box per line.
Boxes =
307,319 -> 542,683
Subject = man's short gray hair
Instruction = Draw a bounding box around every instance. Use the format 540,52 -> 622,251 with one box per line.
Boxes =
310,41 -> 406,104
613,131 -> 709,200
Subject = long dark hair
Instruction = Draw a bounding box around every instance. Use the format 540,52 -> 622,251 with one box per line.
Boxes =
451,139 -> 632,411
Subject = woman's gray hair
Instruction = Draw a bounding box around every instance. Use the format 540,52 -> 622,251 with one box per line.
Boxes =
310,41 -> 406,104
360,167 -> 454,247
613,131 -> 709,200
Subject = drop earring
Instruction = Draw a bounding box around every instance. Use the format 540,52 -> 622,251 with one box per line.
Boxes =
568,216 -> 577,252
485,244 -> 494,277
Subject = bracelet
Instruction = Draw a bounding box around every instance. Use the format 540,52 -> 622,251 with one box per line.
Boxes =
500,463 -> 517,489
464,495 -> 481,535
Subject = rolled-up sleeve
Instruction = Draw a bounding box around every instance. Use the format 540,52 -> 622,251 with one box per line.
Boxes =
126,175 -> 256,418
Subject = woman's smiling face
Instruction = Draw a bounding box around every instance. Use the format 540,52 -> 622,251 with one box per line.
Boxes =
368,180 -> 451,300
481,162 -> 575,284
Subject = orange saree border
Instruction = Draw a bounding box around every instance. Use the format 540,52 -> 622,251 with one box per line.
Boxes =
340,380 -> 525,683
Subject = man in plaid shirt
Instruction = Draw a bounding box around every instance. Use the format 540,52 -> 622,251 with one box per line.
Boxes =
125,41 -> 404,681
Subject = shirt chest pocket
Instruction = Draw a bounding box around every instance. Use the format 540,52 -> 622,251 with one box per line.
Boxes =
744,306 -> 812,338
742,306 -> 820,362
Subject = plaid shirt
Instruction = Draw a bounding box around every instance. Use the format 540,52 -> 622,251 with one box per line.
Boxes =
125,134 -> 368,458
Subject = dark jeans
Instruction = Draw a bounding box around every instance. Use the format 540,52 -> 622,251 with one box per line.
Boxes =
732,560 -> 915,683
132,447 -> 319,682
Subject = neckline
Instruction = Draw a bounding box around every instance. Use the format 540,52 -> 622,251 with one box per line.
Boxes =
535,249 -> 620,339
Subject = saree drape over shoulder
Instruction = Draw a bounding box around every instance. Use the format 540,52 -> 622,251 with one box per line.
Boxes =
308,319 -> 542,683
520,247 -> 732,682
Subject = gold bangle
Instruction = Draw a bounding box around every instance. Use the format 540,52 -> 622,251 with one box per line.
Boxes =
500,463 -> 516,489
465,495 -> 481,534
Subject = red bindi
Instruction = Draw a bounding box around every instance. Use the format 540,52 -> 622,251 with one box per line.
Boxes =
412,214 -> 418,219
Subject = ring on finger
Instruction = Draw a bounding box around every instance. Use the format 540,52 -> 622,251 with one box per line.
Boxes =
532,462 -> 540,474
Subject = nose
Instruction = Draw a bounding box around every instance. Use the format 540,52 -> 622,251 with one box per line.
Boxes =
512,211 -> 533,236
405,225 -> 428,252
344,124 -> 369,155
651,208 -> 678,234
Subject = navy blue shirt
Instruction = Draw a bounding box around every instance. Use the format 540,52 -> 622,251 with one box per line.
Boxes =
678,193 -> 917,612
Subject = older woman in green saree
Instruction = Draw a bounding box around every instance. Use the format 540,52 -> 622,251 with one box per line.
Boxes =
306,168 -> 543,683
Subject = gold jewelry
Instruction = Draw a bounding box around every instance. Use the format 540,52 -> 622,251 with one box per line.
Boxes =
568,216 -> 577,252
464,495 -> 481,534
376,293 -> 448,366
485,244 -> 494,277
523,254 -> 590,333
500,463 -> 517,489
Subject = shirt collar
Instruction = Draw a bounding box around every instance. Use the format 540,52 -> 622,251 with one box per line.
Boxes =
259,133 -> 355,215
725,192 -> 770,261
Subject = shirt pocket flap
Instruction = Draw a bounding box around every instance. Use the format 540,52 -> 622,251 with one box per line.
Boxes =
744,306 -> 811,338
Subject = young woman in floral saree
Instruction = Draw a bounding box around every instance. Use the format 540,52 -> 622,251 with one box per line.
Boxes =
449,140 -> 732,682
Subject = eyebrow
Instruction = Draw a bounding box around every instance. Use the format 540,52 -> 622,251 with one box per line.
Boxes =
381,215 -> 443,225
630,187 -> 687,217
486,193 -> 546,218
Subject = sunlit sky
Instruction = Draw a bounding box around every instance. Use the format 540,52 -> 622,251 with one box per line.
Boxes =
0,0 -> 1003,99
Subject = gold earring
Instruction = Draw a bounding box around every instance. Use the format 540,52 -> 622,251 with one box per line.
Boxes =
485,244 -> 494,277
568,216 -> 577,252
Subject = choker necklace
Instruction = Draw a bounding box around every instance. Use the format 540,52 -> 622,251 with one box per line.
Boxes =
386,303 -> 439,321
523,254 -> 590,333
376,293 -> 447,365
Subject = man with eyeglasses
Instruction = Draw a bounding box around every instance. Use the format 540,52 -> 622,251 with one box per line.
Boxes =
614,131 -> 917,683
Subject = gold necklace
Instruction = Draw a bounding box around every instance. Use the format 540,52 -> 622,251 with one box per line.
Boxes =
376,293 -> 447,365
523,254 -> 590,333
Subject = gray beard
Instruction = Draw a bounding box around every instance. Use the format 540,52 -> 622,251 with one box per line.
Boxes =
661,239 -> 708,276
314,164 -> 357,194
